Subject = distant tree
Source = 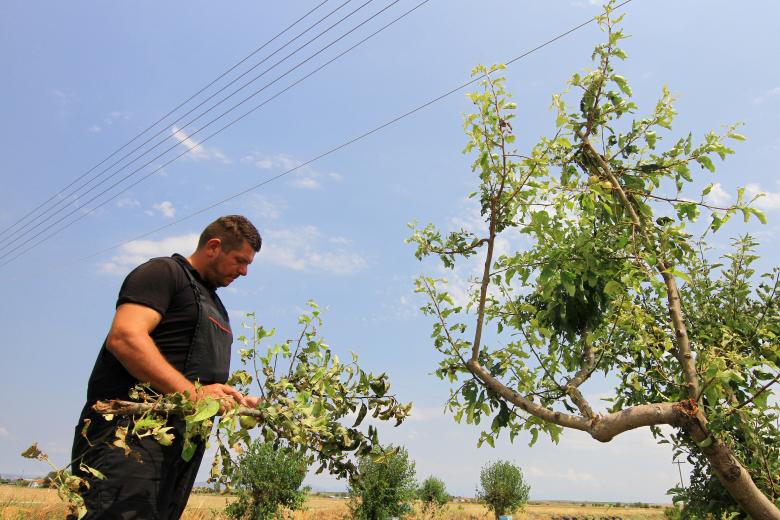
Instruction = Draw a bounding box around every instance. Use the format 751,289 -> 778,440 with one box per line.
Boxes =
476,461 -> 530,520
224,440 -> 309,520
348,446 -> 417,520
418,476 -> 450,518
408,2 -> 780,518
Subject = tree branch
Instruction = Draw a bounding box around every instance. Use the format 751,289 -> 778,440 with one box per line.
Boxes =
580,138 -> 700,401
465,358 -> 689,442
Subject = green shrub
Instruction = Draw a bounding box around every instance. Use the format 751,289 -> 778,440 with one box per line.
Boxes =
475,460 -> 530,520
348,446 -> 417,520
225,441 -> 309,520
418,475 -> 449,518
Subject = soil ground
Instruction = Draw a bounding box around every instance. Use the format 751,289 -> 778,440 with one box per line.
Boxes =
0,484 -> 668,519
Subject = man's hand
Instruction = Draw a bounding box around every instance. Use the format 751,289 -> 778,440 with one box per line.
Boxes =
240,395 -> 263,409
194,383 -> 245,413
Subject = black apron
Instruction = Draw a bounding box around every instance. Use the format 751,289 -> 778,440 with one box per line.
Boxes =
174,254 -> 232,385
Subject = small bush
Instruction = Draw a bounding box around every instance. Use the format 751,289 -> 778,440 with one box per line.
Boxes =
475,460 -> 530,520
348,446 -> 417,520
224,441 -> 309,520
418,476 -> 449,518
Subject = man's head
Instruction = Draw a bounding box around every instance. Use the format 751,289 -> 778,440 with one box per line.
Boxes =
192,215 -> 261,288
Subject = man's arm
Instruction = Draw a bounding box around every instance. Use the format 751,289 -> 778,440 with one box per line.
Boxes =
106,303 -> 245,406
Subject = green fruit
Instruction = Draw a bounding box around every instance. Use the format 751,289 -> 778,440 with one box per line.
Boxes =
239,416 -> 258,429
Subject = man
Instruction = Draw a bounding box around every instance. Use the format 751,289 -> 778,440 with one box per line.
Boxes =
71,215 -> 262,519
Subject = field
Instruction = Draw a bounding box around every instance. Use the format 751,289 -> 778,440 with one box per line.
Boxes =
0,485 -> 668,519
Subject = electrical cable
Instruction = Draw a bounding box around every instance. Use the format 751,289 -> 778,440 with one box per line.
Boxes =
0,0 -> 329,240
0,0 -> 399,257
1,0 -> 633,270
0,0 -> 365,247
0,0 -> 428,267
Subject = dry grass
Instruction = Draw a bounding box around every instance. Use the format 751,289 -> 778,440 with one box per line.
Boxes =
0,485 -> 667,520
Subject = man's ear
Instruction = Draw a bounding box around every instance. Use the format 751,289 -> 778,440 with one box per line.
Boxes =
204,238 -> 222,257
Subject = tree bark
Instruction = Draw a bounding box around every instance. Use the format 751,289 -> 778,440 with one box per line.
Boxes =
675,403 -> 780,520
93,399 -> 262,418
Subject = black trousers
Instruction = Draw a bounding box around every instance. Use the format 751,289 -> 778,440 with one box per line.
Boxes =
71,404 -> 206,520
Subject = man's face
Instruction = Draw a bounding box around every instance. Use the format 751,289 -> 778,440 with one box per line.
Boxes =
206,240 -> 256,288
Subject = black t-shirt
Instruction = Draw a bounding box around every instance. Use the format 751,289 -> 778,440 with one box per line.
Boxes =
85,255 -> 230,402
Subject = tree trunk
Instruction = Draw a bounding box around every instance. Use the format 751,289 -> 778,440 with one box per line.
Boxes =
676,404 -> 780,520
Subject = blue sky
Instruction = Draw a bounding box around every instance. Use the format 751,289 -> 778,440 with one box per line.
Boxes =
1,0 -> 779,503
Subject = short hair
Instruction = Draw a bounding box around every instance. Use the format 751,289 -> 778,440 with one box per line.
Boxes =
197,215 -> 261,253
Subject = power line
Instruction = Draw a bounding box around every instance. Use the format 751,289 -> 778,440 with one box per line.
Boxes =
3,0 -> 633,270
77,0 -> 634,263
0,0 -> 429,267
0,0 -> 329,241
0,0 -> 403,259
0,0 -> 366,248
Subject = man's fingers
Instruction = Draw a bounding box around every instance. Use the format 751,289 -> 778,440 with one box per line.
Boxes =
221,384 -> 244,402
242,395 -> 262,408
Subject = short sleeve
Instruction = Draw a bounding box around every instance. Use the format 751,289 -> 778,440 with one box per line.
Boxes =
116,258 -> 184,316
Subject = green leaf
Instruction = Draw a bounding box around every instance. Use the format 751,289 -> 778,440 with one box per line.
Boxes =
80,463 -> 106,480
646,131 -> 657,149
181,440 -> 197,462
188,398 -> 220,423
604,280 -> 623,297
154,427 -> 175,447
667,269 -> 692,284
697,156 -> 715,172
528,428 -> 539,447
353,403 -> 368,428
751,208 -> 768,225
612,75 -> 632,96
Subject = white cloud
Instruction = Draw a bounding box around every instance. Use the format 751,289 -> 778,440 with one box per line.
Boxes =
246,194 -> 284,221
50,89 -> 74,106
432,198 -> 525,307
291,176 -> 321,190
90,111 -> 133,133
745,182 -> 780,210
0,425 -> 9,437
261,226 -> 366,275
99,233 -> 199,275
406,405 -> 447,423
526,465 -> 600,486
171,125 -> 230,164
242,152 -> 341,189
450,200 -> 488,235
107,110 -> 132,122
116,195 -> 140,209
308,250 -> 366,275
706,182 -> 732,205
753,87 -> 780,104
152,201 -> 176,218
